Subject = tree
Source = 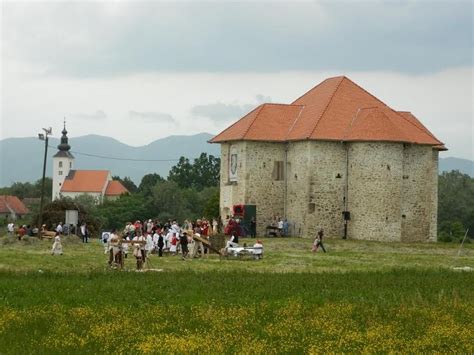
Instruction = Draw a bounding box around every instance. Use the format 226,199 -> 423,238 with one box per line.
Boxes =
112,176 -> 138,193
168,157 -> 193,188
138,173 -> 165,196
192,153 -> 220,189
97,194 -> 152,230
438,170 -> 474,240
0,178 -> 52,199
202,187 -> 220,219
152,181 -> 192,221
33,197 -> 102,235
168,154 -> 220,189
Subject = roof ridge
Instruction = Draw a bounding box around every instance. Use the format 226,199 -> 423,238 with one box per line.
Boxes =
395,110 -> 442,144
290,77 -> 337,104
342,77 -> 390,108
209,104 -> 263,143
264,103 -> 303,107
285,105 -> 306,140
344,107 -> 406,142
341,106 -> 376,140
241,104 -> 266,139
307,76 -> 345,139
391,108 -> 443,144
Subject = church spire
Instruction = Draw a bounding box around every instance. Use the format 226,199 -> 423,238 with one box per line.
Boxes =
57,118 -> 71,152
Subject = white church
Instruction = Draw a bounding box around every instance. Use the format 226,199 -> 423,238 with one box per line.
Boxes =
52,124 -> 129,203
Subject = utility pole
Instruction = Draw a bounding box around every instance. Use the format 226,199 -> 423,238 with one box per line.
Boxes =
38,127 -> 52,235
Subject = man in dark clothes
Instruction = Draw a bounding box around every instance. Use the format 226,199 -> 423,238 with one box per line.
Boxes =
179,232 -> 189,260
157,232 -> 164,257
250,217 -> 257,238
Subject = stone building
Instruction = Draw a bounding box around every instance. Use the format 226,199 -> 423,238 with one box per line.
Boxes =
210,76 -> 446,241
52,124 -> 128,203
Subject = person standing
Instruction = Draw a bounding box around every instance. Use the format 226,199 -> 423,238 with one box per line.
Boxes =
132,232 -> 146,270
7,222 -> 15,235
80,222 -> 89,243
51,232 -> 63,255
212,218 -> 218,235
277,218 -> 284,236
56,222 -> 63,235
157,232 -> 164,257
179,232 -> 189,260
250,217 -> 257,238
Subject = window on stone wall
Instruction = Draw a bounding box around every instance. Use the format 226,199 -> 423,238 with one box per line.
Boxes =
59,161 -> 63,168
273,161 -> 284,181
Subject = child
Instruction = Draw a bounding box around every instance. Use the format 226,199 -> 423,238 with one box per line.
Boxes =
51,232 -> 63,255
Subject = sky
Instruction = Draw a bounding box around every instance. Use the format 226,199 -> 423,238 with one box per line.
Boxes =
1,0 -> 473,160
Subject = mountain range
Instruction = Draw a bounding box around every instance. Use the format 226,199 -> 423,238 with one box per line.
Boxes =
0,133 -> 219,187
0,134 -> 472,187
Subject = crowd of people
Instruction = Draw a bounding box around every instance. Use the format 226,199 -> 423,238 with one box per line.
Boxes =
104,218 -> 216,269
6,215 -> 329,265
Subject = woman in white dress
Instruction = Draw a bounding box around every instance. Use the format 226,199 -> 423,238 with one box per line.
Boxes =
51,233 -> 63,255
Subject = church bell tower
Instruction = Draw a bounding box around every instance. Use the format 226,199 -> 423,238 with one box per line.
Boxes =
52,120 -> 75,200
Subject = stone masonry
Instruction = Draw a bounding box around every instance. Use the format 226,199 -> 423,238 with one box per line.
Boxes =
220,140 -> 438,241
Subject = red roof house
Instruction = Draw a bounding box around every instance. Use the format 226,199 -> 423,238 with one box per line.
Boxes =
60,170 -> 128,202
0,195 -> 30,220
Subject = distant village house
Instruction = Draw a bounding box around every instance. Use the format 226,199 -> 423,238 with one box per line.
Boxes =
0,195 -> 29,221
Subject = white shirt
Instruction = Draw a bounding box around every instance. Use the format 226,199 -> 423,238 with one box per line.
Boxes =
56,224 -> 63,233
145,234 -> 154,251
7,223 -> 14,232
278,220 -> 284,229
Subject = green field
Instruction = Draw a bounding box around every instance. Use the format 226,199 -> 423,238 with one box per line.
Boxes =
0,236 -> 473,354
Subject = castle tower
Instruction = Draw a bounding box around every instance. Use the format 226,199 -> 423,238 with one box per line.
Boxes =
52,120 -> 74,200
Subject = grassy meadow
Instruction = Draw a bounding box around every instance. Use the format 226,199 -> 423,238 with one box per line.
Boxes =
0,235 -> 473,353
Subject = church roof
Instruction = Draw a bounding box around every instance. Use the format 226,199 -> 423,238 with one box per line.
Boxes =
0,195 -> 29,215
105,180 -> 129,196
210,76 -> 444,148
61,170 -> 110,193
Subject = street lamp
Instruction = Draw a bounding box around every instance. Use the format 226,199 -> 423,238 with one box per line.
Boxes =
38,127 -> 52,235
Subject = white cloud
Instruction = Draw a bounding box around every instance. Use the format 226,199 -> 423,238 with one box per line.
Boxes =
129,111 -> 176,124
70,110 -> 107,121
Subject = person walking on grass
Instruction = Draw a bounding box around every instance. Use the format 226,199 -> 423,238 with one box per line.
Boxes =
312,227 -> 327,253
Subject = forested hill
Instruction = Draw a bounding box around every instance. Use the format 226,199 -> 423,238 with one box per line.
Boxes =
0,133 -> 219,187
439,157 -> 474,177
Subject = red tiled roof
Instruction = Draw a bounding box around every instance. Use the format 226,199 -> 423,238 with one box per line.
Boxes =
0,195 -> 29,215
397,111 -> 447,150
210,76 -> 444,148
105,180 -> 129,196
61,170 -> 110,193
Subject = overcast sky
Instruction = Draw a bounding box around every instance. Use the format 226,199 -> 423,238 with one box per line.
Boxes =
1,0 -> 473,159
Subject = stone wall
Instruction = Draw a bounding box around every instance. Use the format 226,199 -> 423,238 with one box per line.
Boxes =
219,142 -> 247,219
429,150 -> 439,242
401,145 -> 437,242
243,142 -> 286,236
347,142 -> 403,241
286,141 -> 346,238
218,140 -> 439,242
